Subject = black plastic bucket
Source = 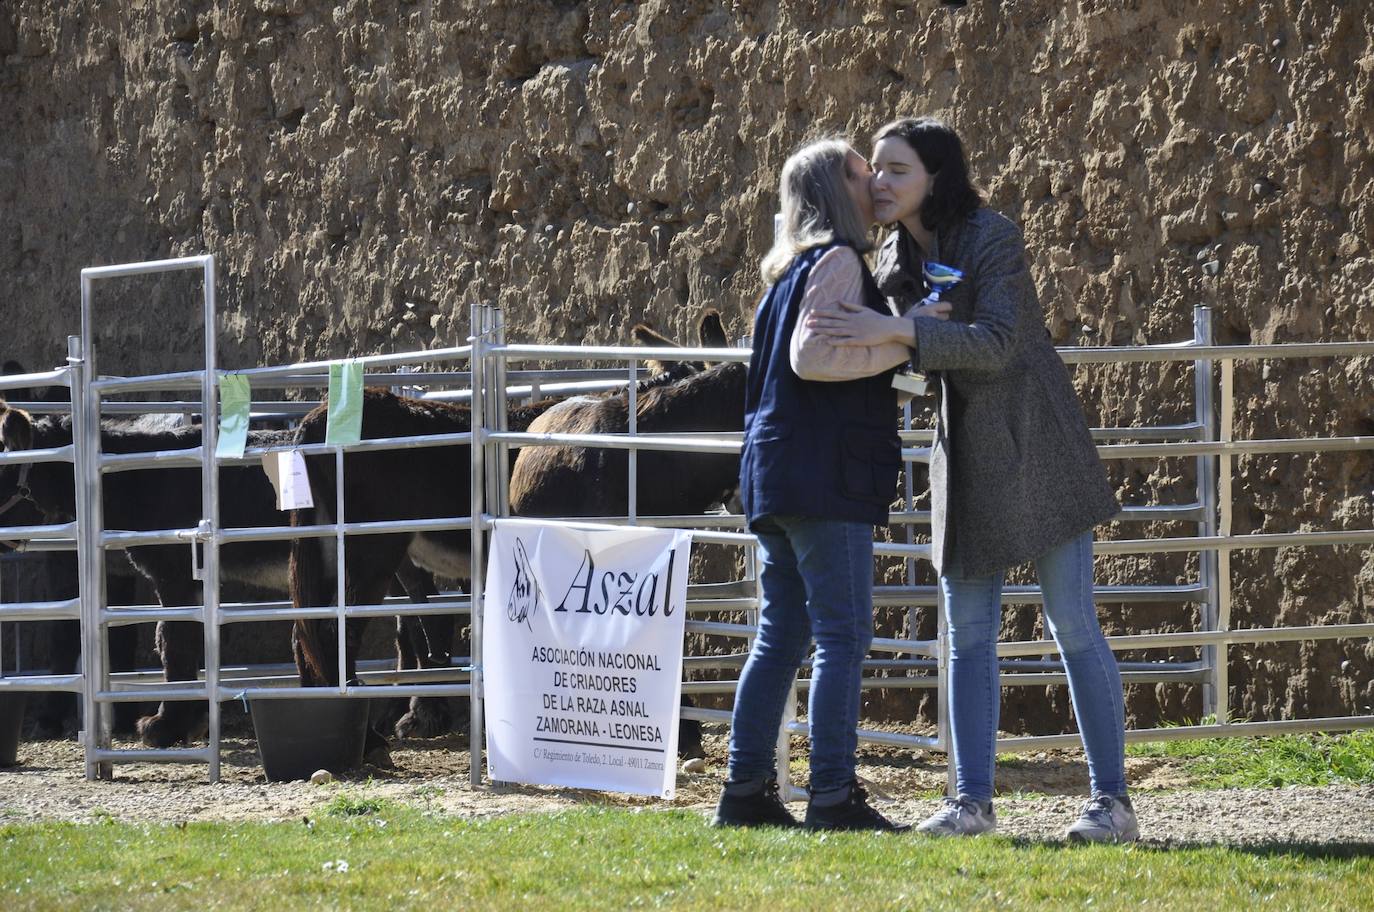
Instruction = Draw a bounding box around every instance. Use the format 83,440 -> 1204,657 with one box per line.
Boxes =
0,691 -> 28,767
250,695 -> 369,782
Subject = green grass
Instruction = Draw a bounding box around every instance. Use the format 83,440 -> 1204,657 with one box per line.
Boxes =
3,806 -> 1372,911
322,793 -> 390,818
1127,728 -> 1374,789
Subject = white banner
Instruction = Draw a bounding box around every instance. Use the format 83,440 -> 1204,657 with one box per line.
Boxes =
482,521 -> 693,798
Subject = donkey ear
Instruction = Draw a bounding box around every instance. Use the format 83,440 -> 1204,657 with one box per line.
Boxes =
0,404 -> 32,452
697,309 -> 729,349
631,322 -> 683,376
631,322 -> 678,348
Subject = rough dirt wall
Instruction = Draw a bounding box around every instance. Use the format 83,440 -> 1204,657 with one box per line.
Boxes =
2,0 -> 1372,733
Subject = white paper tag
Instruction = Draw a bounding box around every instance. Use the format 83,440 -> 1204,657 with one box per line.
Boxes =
261,450 -> 314,510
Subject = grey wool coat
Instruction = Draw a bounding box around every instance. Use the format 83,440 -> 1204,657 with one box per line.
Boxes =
873,208 -> 1120,579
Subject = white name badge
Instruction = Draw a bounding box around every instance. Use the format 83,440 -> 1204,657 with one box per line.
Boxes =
891,371 -> 930,397
261,450 -> 315,510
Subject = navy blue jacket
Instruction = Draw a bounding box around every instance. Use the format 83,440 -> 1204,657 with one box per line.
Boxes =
740,245 -> 901,527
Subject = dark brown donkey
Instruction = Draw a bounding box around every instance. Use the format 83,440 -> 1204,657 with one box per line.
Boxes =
288,390 -> 567,762
0,402 -> 294,747
288,355 -> 734,762
509,309 -> 741,517
507,316 -> 745,760
0,362 -> 149,738
0,401 -> 438,750
508,364 -> 745,517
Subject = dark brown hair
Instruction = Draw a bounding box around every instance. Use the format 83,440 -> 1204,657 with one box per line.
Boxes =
873,117 -> 984,233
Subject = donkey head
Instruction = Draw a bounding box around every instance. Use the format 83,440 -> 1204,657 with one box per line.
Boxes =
631,308 -> 732,374
0,400 -> 34,453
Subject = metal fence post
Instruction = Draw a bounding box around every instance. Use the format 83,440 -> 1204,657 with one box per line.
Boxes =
73,308 -> 110,780
1193,305 -> 1220,721
335,445 -> 347,697
1216,358 -> 1234,725
200,256 -> 223,782
491,308 -> 511,521
468,303 -> 489,787
627,360 -> 638,524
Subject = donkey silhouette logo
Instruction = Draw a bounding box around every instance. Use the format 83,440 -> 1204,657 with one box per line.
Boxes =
506,537 -> 541,629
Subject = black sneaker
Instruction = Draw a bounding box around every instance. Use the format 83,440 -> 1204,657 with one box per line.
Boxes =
711,777 -> 800,828
804,782 -> 910,832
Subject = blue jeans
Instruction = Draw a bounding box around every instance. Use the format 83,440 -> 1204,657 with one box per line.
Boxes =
727,514 -> 875,794
942,530 -> 1126,801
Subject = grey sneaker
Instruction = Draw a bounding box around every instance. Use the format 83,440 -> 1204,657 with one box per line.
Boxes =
1067,794 -> 1139,843
916,795 -> 996,837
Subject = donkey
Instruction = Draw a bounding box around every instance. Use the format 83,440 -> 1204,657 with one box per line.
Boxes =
288,390 -> 569,761
509,309 -> 742,518
0,399 -> 448,751
0,477 -> 145,740
0,363 -> 144,738
506,312 -> 743,760
0,402 -> 292,746
507,361 -> 745,518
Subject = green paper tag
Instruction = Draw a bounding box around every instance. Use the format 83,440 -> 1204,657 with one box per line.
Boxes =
214,372 -> 251,459
325,359 -> 364,447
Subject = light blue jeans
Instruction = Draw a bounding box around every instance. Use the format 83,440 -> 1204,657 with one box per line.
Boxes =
727,514 -> 875,795
942,530 -> 1127,801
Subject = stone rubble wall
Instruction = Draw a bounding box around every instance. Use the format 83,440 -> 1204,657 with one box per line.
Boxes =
2,0 -> 1371,732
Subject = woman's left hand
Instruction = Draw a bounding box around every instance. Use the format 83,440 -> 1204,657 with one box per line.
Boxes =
805,299 -> 903,347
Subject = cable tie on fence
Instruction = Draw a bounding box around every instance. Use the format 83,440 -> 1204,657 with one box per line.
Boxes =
236,690 -> 250,713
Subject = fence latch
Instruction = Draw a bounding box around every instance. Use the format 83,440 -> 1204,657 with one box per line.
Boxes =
178,519 -> 215,581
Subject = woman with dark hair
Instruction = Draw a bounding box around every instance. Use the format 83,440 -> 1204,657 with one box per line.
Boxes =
807,117 -> 1138,843
711,138 -> 929,832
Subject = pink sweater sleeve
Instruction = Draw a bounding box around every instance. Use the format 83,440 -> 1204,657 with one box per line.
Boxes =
789,247 -> 914,382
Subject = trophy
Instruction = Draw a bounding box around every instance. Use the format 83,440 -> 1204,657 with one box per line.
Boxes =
891,261 -> 964,397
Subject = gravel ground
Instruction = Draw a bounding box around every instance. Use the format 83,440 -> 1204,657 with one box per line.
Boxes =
3,728 -> 1372,847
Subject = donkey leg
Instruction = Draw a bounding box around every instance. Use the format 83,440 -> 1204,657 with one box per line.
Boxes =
138,620 -> 206,747
678,696 -> 705,760
31,620 -> 79,739
31,552 -> 80,739
392,567 -> 454,739
360,578 -> 416,736
106,569 -> 143,735
393,614 -> 456,739
343,538 -> 412,768
129,547 -> 208,747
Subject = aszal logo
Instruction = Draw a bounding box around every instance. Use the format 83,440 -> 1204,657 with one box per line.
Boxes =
505,537 -> 540,629
553,547 -> 681,618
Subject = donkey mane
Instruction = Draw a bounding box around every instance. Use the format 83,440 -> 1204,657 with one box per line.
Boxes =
598,358 -> 701,399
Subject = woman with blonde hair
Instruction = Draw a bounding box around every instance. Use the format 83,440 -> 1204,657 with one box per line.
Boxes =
712,138 -> 943,831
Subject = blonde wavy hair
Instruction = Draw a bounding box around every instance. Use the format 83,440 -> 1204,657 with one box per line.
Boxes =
759,138 -> 873,284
